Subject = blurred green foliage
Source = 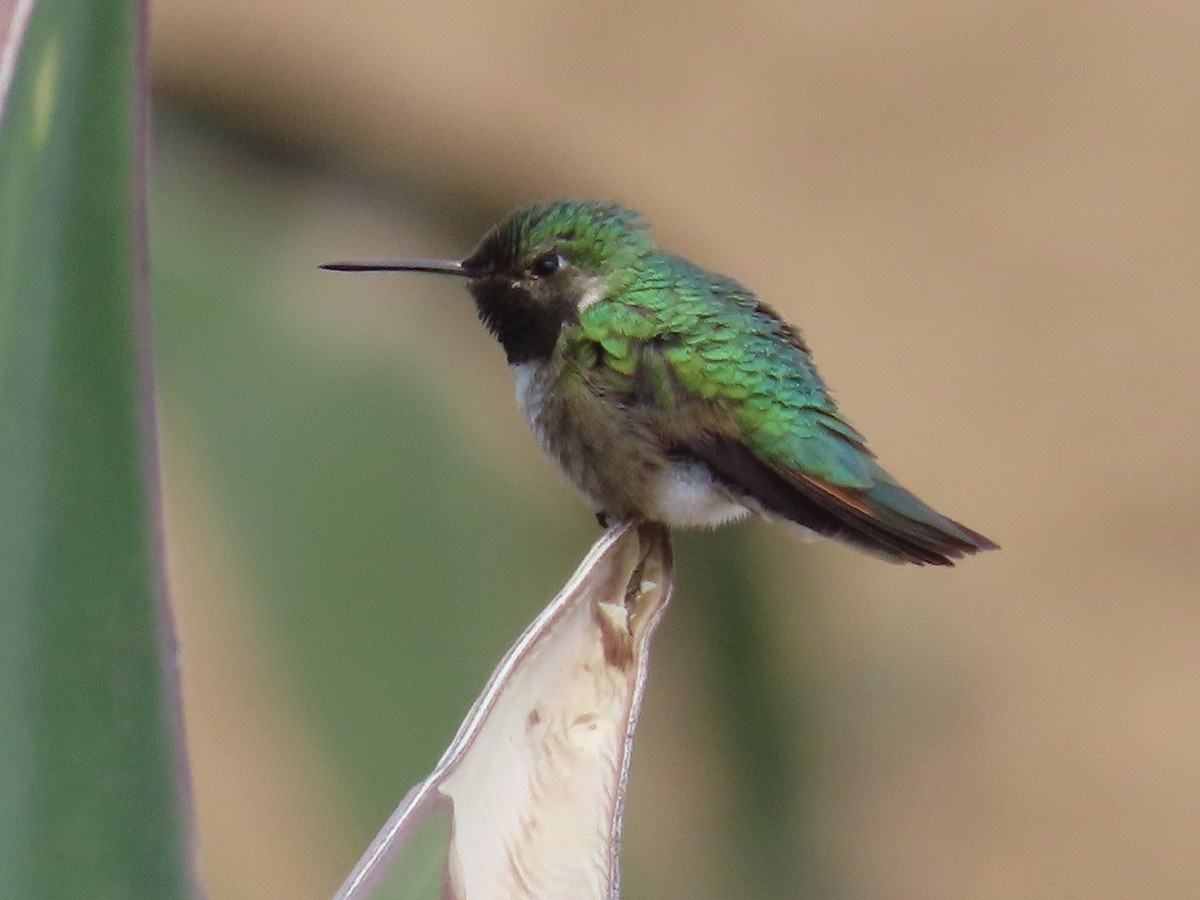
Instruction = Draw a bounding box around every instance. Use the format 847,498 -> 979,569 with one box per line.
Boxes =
150,109 -> 819,898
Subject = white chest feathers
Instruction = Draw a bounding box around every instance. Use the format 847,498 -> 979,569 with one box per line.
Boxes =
512,362 -> 549,441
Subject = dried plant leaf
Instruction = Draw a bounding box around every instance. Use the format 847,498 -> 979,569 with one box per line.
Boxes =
335,522 -> 673,900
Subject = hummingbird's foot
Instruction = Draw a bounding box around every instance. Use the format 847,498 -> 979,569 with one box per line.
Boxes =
595,511 -> 610,529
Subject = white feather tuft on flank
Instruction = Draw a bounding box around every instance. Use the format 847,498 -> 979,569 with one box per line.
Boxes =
774,516 -> 820,543
646,460 -> 751,528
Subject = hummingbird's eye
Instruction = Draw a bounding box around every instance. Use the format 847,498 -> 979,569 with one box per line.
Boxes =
530,252 -> 564,278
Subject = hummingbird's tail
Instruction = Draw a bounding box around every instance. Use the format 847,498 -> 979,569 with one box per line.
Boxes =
813,475 -> 999,566
696,437 -> 997,565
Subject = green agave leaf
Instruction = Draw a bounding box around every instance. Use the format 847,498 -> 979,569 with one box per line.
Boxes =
0,1 -> 196,897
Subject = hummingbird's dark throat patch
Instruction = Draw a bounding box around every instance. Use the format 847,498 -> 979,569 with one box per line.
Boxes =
467,276 -> 577,365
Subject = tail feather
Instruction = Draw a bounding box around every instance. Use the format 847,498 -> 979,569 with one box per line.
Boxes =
693,435 -> 997,566
794,473 -> 998,566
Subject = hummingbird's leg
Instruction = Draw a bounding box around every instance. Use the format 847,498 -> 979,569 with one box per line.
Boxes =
595,511 -> 610,529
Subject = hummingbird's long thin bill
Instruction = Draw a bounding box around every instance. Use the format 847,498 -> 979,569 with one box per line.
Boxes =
319,258 -> 470,276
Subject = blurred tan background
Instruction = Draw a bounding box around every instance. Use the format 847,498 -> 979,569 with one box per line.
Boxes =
148,1 -> 1200,898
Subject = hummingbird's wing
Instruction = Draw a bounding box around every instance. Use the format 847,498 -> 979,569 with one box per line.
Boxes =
583,269 -> 996,565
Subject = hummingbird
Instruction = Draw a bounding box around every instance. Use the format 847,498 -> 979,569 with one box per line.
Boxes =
323,199 -> 996,565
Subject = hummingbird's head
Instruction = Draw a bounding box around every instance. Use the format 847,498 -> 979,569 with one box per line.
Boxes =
460,200 -> 656,364
322,200 -> 657,365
